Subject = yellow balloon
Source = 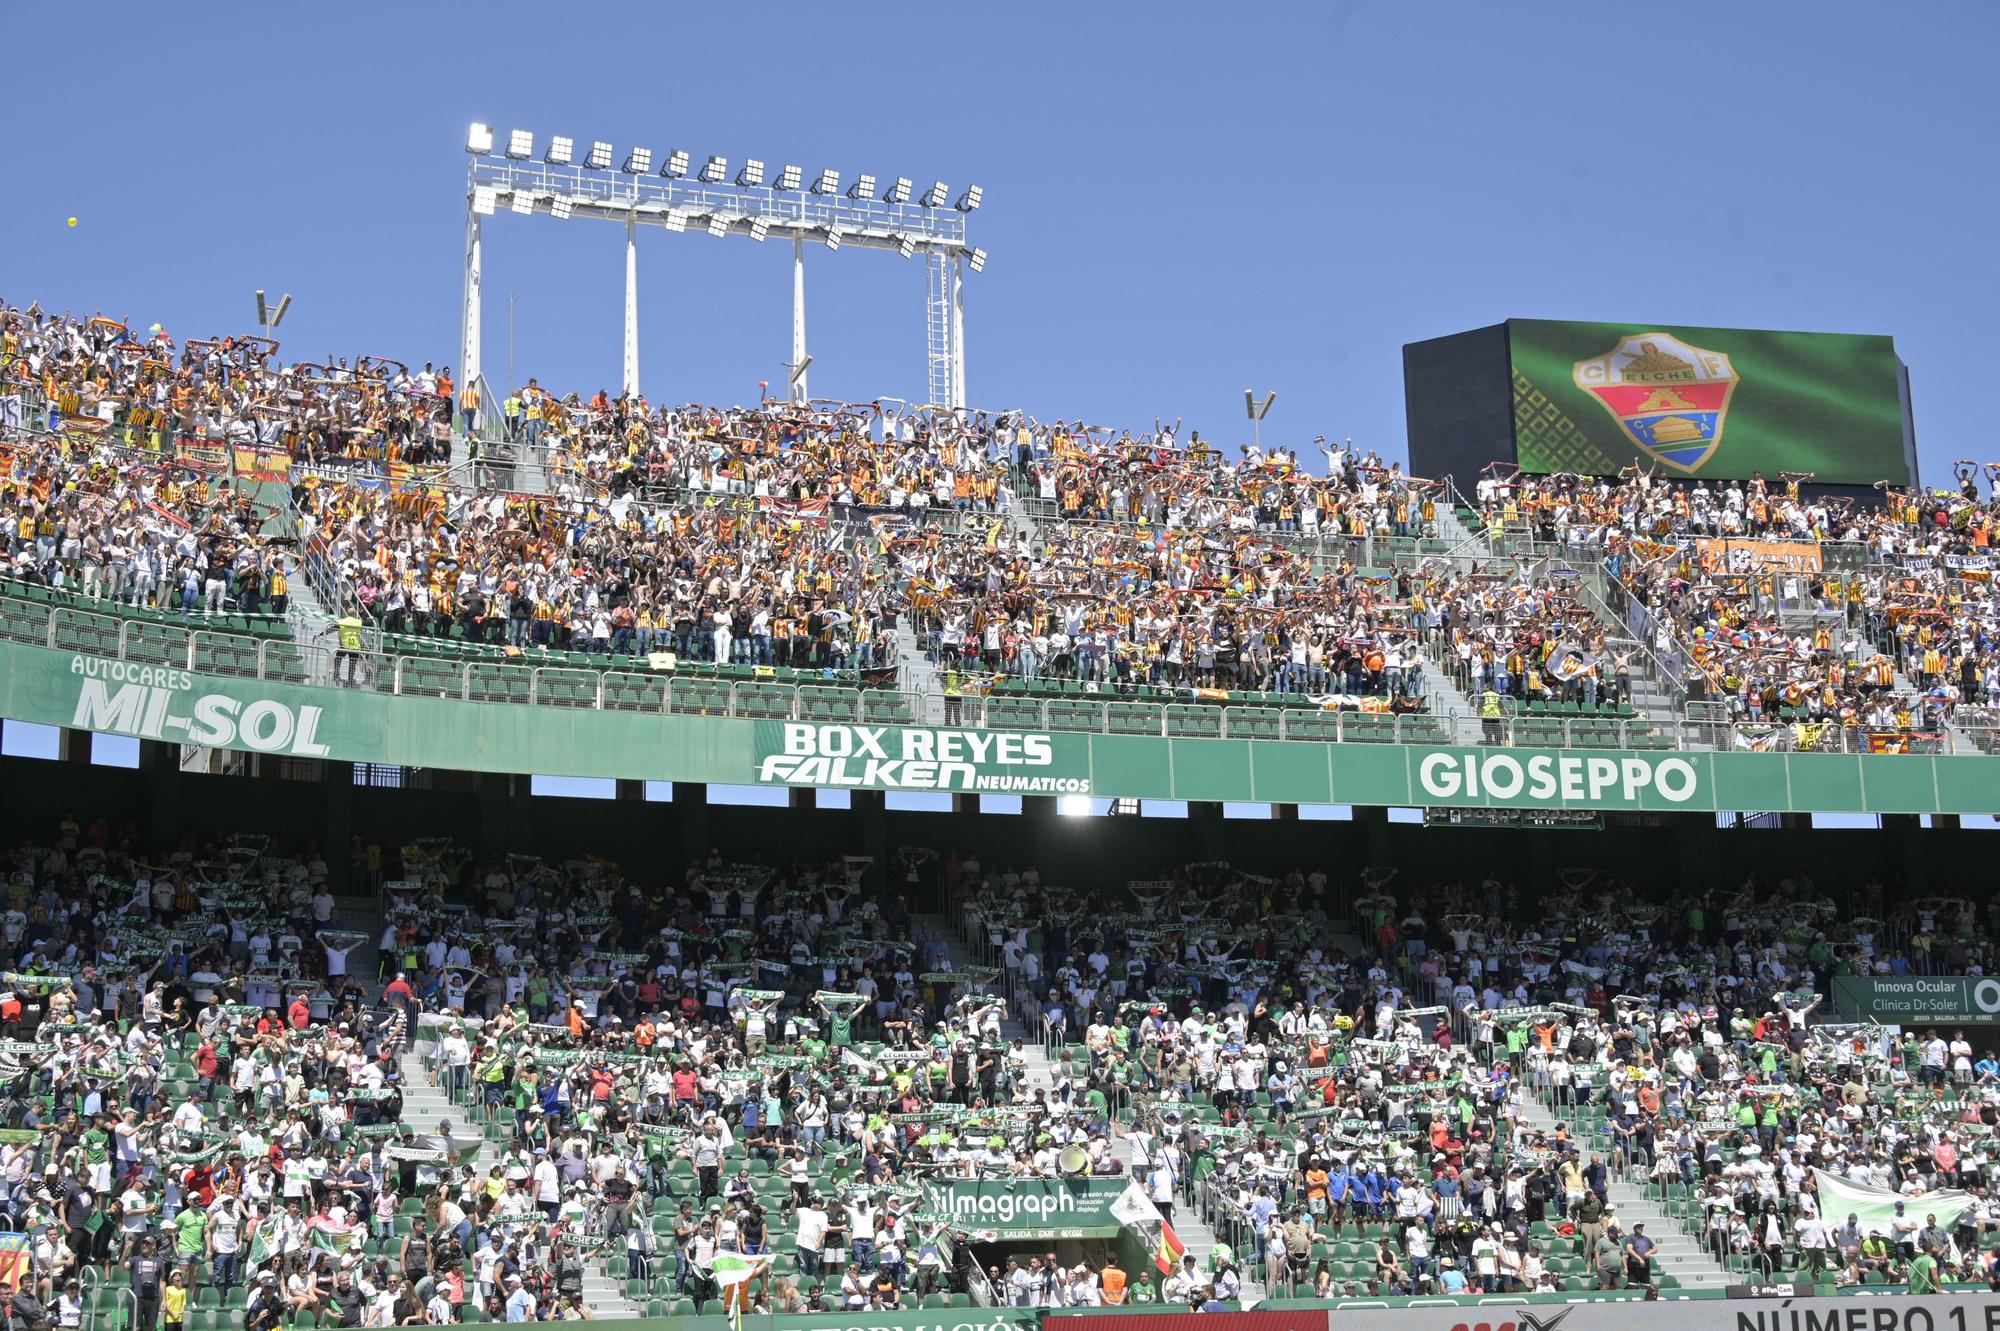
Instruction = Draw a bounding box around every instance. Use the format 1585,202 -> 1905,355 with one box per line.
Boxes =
66,217 -> 77,227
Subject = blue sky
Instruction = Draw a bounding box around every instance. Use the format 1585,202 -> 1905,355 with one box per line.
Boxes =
4,3 -> 1992,485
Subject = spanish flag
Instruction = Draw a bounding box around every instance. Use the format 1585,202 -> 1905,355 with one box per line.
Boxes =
1155,1221 -> 1187,1275
0,1232 -> 26,1292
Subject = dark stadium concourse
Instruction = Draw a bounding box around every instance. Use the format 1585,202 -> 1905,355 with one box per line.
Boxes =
0,747 -> 1967,910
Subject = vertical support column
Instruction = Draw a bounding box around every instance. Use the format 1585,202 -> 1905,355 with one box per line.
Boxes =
460,205 -> 483,416
790,236 -> 809,403
140,740 -> 182,847
323,760 -> 355,894
854,791 -> 888,895
1191,802 -> 1227,863
950,252 -> 967,411
623,217 -> 640,398
58,729 -> 91,764
678,782 -> 710,878
1675,811 -> 1718,905
1884,814 -> 1924,898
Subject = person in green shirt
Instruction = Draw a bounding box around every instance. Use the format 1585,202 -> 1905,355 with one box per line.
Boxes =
174,1203 -> 208,1274
1907,1249 -> 1940,1293
82,1117 -> 111,1185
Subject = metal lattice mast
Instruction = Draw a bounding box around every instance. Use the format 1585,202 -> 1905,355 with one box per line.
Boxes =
459,157 -> 484,414
925,250 -> 955,410
623,218 -> 639,398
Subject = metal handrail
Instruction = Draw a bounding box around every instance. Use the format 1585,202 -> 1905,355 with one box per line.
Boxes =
3,583 -> 1469,741
9,579 -> 1997,756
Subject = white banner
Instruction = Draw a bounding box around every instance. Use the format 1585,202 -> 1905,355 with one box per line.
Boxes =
1812,1167 -> 1972,1235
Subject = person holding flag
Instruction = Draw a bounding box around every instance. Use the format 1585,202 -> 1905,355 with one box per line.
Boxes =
707,1251 -> 770,1326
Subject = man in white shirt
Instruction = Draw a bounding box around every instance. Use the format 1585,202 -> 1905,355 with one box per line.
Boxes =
533,1151 -> 562,1220
794,1199 -> 829,1280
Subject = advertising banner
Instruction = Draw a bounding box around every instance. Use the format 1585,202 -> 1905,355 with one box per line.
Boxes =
754,722 -> 1092,796
1046,1314 -> 1329,1331
7,641 -> 2000,816
1831,975 -> 2000,1024
920,1179 -> 1125,1238
1304,1291 -> 2000,1331
596,1312 -> 1039,1331
1508,319 -> 1910,485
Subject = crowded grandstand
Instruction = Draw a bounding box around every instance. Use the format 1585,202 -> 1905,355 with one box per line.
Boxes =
6,282 -> 2000,1331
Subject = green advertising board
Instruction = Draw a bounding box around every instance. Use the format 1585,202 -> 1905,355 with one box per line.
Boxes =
8,643 -> 2000,815
589,1311 -> 1039,1331
1832,976 -> 2000,1025
920,1178 -> 1124,1239
1507,319 -> 1910,484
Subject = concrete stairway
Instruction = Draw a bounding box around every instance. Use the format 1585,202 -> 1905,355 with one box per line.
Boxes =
331,893 -> 386,996
1887,656 -> 1981,754
1512,1095 -> 1734,1291
1441,502 -> 1691,746
395,1047 -> 644,1319
897,615 -> 946,724
1433,500 -> 1485,554
1412,656 -> 1483,744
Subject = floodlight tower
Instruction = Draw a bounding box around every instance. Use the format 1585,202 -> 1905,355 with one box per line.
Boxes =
462,124 -> 986,413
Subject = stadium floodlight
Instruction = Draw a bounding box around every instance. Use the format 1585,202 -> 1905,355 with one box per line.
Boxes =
700,155 -> 728,184
921,181 -> 949,208
551,196 -> 575,221
774,164 -> 803,192
545,136 -> 574,166
1245,389 -> 1276,450
471,186 -> 498,216
706,214 -> 731,238
506,129 -> 534,160
896,234 -> 917,259
467,123 -> 494,155
736,159 -> 765,188
510,190 -> 536,216
812,168 -> 841,195
847,174 -> 876,201
968,247 -> 987,273
955,185 -> 983,212
824,229 -> 842,252
662,149 -> 690,179
623,147 -> 652,175
664,210 -> 688,233
748,217 -> 770,243
883,177 -> 913,204
586,141 -> 614,171
254,290 -> 292,341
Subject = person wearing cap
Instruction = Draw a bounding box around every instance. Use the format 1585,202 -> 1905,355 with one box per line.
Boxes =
244,1271 -> 285,1331
503,1272 -> 536,1323
1621,1222 -> 1656,1290
1590,1221 -> 1622,1289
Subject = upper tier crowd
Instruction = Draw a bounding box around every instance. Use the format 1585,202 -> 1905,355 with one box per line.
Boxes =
7,298 -> 2000,739
1472,469 -> 2000,738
